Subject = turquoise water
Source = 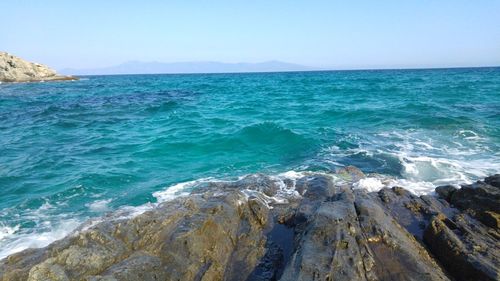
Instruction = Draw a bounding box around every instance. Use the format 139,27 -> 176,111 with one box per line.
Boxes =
1,68 -> 499,257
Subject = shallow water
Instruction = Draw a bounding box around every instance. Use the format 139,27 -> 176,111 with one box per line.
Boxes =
1,68 -> 499,258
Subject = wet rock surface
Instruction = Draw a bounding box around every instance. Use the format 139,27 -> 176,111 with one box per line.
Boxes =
1,169 -> 499,281
0,52 -> 76,83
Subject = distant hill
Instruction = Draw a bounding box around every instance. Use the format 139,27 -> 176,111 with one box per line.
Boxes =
60,61 -> 314,75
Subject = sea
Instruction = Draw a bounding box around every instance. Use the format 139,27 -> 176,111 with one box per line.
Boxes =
0,68 -> 499,258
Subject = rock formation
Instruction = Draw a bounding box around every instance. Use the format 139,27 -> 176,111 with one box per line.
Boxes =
0,169 -> 498,281
0,52 -> 76,83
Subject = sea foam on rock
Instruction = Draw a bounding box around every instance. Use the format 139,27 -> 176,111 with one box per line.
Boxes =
0,168 -> 499,281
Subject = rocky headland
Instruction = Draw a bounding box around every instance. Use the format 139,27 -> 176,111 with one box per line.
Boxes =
0,167 -> 499,281
0,52 -> 76,83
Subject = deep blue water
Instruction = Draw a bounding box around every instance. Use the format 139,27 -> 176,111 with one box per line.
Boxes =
0,68 -> 499,257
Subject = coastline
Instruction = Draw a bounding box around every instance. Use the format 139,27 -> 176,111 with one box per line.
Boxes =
0,52 -> 77,83
0,76 -> 78,84
1,167 -> 498,281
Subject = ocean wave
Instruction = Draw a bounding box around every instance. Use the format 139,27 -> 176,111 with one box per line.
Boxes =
0,219 -> 81,260
143,100 -> 177,113
0,184 -> 105,259
153,177 -> 214,202
238,122 -> 306,143
86,199 -> 112,212
353,177 -> 385,192
0,224 -> 20,241
325,129 -> 499,193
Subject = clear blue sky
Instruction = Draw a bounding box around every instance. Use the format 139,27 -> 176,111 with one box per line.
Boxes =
2,0 -> 499,70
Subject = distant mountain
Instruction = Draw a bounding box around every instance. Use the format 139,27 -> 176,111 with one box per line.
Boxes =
60,60 -> 314,75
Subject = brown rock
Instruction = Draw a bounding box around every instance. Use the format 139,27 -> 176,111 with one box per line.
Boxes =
424,213 -> 500,281
1,172 -> 499,281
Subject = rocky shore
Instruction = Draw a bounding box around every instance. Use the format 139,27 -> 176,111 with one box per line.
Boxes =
1,167 -> 499,281
0,52 -> 76,83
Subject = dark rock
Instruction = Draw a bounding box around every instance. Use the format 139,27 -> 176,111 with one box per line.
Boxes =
229,174 -> 280,197
281,186 -> 370,281
449,179 -> 500,229
374,185 -> 500,281
354,191 -> 450,281
435,185 -> 458,202
450,181 -> 500,214
247,223 -> 294,281
480,211 -> 500,229
424,213 -> 500,281
484,174 -> 500,188
295,175 -> 336,199
392,186 -> 408,196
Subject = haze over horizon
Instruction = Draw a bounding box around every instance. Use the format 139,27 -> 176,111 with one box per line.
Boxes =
2,0 -> 500,71
59,60 -> 314,75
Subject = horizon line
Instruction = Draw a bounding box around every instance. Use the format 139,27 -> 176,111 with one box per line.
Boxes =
67,65 -> 500,77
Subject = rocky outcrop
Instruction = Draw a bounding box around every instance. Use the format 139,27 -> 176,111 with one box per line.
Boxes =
0,52 -> 76,83
1,169 -> 499,281
449,175 -> 500,227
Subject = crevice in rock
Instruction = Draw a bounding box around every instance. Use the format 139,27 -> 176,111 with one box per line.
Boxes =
194,261 -> 212,281
246,222 -> 295,281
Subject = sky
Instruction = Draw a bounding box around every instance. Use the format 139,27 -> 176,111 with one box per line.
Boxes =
2,0 -> 500,70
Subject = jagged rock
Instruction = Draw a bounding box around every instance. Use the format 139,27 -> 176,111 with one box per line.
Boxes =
450,179 -> 500,214
447,177 -> 500,230
0,52 -> 76,83
481,211 -> 500,229
374,186 -> 499,281
1,171 -> 499,281
336,165 -> 366,182
484,174 -> 500,188
423,212 -> 500,281
280,186 -> 371,281
435,185 -> 457,202
1,190 -> 269,281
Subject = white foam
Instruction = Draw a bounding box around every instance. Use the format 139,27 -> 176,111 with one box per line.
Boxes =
0,224 -> 20,241
387,178 -> 442,195
457,130 -> 483,141
86,199 -> 112,212
337,129 -> 500,195
276,170 -> 306,180
152,171 -> 309,209
153,177 -> 214,202
38,201 -> 53,211
398,153 -> 498,186
353,177 -> 385,192
0,219 -> 81,260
